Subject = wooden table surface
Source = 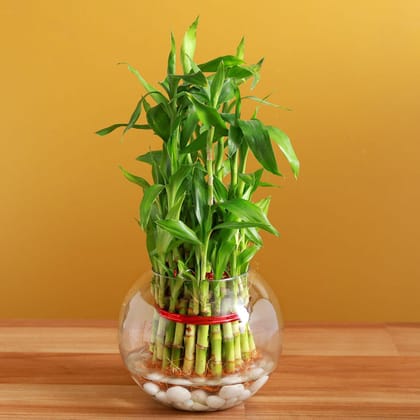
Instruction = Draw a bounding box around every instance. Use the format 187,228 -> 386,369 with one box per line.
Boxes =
0,321 -> 419,419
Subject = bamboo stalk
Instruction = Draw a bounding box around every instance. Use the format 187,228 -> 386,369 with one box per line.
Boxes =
162,321 -> 175,370
248,323 -> 257,356
154,316 -> 167,365
195,280 -> 211,375
161,277 -> 183,370
182,288 -> 198,375
210,324 -> 222,376
171,298 -> 188,370
240,326 -> 250,361
149,310 -> 159,354
222,322 -> 235,373
232,320 -> 243,369
195,324 -> 209,375
210,280 -> 222,376
182,324 -> 196,375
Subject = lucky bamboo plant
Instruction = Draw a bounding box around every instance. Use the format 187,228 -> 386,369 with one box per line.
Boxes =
97,18 -> 299,378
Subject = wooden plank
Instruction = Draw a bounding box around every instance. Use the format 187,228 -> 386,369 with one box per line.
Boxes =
0,384 -> 246,419
0,319 -> 117,328
0,353 -> 132,385
0,321 -> 419,418
387,324 -> 420,356
282,324 -> 399,356
0,326 -> 118,353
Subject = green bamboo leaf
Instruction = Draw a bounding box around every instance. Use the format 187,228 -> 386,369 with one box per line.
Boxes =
119,166 -> 150,190
187,94 -> 227,132
221,113 -> 236,125
213,177 -> 228,202
210,61 -> 225,107
243,95 -> 291,110
198,55 -> 244,72
95,123 -> 150,136
166,191 -> 186,221
180,16 -> 199,74
184,53 -> 202,74
234,85 -> 242,121
136,150 -> 163,164
180,131 -> 207,155
238,168 -> 263,197
255,196 -> 271,214
237,245 -> 261,268
168,165 -> 193,200
140,184 -> 164,229
214,239 -> 236,280
219,198 -> 279,235
251,58 -> 264,89
213,221 -> 273,231
136,150 -> 164,185
180,112 -> 199,148
218,80 -> 236,105
266,125 -> 300,178
251,107 -> 259,120
156,219 -> 202,245
143,97 -> 151,112
124,98 -> 143,134
238,119 -> 281,176
119,62 -> 166,105
146,103 -> 171,141
259,181 -> 279,188
167,32 -> 176,75
244,227 -> 263,246
226,66 -> 254,79
236,37 -> 245,60
169,71 -> 208,87
227,125 -> 242,156
192,172 -> 207,224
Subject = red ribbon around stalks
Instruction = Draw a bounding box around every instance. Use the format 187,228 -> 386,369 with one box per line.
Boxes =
156,306 -> 240,325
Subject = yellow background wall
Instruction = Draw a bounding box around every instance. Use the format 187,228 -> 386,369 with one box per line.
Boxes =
1,0 -> 419,321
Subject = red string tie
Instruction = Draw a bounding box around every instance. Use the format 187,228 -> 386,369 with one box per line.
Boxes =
156,306 -> 240,325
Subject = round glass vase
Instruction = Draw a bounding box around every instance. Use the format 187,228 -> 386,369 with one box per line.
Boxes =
119,271 -> 283,412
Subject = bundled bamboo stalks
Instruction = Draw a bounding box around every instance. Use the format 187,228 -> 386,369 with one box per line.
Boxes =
150,272 -> 256,377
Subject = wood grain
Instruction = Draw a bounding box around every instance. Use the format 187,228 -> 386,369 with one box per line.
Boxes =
0,321 -> 419,419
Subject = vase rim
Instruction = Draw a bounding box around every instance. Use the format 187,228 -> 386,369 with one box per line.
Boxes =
151,270 -> 249,283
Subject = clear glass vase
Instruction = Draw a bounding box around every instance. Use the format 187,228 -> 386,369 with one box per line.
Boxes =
119,270 -> 283,411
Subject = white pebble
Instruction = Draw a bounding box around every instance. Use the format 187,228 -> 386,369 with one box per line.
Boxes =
219,384 -> 244,399
249,367 -> 265,380
155,391 -> 168,404
250,375 -> 269,393
173,401 -> 192,411
192,402 -> 209,411
206,379 -> 222,386
168,378 -> 193,386
143,382 -> 160,396
206,395 -> 225,409
238,389 -> 251,401
191,376 -> 206,384
166,386 -> 192,403
191,389 -> 208,404
145,372 -> 164,381
220,375 -> 242,385
224,397 -> 238,408
179,399 -> 194,410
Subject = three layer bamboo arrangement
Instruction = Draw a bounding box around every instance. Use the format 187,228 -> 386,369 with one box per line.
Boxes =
98,18 -> 299,378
